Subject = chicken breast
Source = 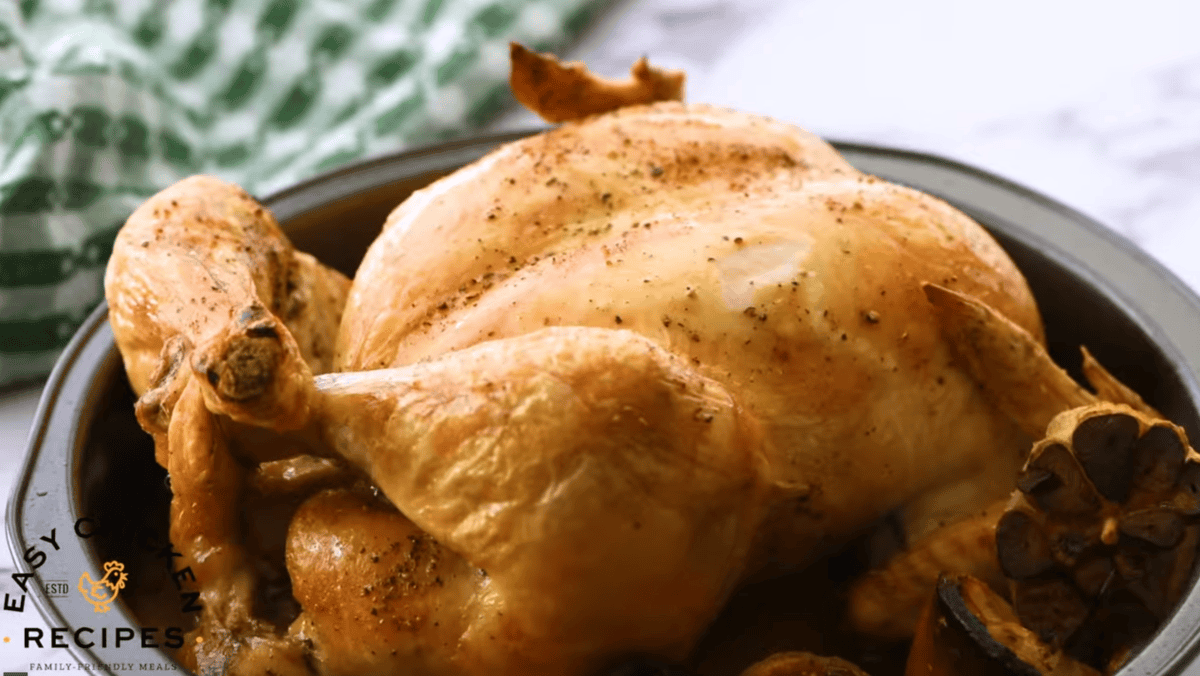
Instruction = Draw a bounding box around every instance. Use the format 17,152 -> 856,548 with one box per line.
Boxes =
336,102 -> 1041,574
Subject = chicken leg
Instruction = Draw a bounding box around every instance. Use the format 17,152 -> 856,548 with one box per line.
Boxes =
295,326 -> 768,676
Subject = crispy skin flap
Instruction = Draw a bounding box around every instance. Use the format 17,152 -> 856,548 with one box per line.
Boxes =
510,42 -> 685,123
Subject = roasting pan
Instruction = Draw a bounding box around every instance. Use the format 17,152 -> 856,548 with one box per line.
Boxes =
9,132 -> 1200,675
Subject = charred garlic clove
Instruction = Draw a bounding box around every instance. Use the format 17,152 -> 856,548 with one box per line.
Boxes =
996,404 -> 1200,668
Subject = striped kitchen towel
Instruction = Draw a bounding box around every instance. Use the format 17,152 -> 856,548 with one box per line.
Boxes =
0,0 -> 603,386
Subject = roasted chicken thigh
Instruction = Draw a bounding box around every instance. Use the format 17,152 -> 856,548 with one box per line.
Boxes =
295,327 -> 762,675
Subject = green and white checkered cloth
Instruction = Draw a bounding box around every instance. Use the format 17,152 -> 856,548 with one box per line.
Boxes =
0,0 -> 603,387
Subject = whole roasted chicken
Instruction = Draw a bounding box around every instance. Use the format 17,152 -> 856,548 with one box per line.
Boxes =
303,51 -> 1039,673
103,46 -> 1154,676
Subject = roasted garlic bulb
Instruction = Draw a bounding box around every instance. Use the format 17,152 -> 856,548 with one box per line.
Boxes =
998,404 -> 1200,669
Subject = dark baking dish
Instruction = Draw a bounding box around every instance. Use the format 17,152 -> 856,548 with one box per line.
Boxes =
9,132 -> 1200,675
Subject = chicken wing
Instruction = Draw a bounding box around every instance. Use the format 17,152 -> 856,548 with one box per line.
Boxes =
166,378 -> 311,676
105,176 -> 354,672
105,175 -> 349,459
851,287 -> 1200,673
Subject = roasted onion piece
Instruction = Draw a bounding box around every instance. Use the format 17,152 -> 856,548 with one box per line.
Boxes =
906,575 -> 1099,676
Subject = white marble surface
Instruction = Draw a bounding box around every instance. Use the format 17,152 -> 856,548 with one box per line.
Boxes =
2,0 -> 1199,670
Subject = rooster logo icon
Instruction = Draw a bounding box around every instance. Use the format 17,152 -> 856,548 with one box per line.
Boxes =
78,560 -> 128,613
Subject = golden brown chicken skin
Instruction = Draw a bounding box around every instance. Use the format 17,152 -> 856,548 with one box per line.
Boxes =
167,379 -> 312,676
509,42 -> 685,123
336,102 -> 1041,578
